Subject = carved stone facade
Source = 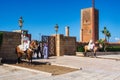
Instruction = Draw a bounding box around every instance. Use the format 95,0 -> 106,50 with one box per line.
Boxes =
80,7 -> 99,42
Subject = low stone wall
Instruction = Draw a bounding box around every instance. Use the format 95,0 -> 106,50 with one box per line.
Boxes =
63,36 -> 76,55
96,52 -> 120,55
55,34 -> 76,56
0,31 -> 21,60
76,52 -> 120,57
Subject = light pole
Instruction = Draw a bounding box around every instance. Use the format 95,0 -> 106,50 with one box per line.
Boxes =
19,16 -> 23,31
18,16 -> 24,44
54,24 -> 59,36
39,33 -> 41,41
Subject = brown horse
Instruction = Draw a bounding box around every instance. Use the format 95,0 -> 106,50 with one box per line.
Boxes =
84,43 -> 103,57
16,40 -> 38,64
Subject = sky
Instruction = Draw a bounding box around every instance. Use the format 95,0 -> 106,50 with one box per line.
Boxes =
0,0 -> 120,42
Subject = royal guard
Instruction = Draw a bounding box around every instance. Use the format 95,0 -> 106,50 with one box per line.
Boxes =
22,32 -> 30,51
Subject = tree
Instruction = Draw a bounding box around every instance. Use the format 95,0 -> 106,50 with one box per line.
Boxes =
101,27 -> 107,40
97,39 -> 107,52
106,31 -> 111,42
101,27 -> 111,42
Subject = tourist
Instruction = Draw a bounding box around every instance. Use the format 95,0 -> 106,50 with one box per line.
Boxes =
43,43 -> 48,59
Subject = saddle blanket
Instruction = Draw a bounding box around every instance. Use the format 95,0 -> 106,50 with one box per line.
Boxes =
18,44 -> 27,51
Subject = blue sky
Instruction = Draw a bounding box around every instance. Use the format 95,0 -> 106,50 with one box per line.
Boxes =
0,0 -> 120,42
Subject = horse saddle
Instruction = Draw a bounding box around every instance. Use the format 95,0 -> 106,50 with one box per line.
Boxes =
18,44 -> 27,52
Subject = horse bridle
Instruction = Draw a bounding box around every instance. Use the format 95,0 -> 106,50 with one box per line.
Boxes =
27,40 -> 38,51
29,45 -> 35,51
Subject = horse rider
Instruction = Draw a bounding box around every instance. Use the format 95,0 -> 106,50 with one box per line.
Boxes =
88,39 -> 95,51
22,33 -> 30,52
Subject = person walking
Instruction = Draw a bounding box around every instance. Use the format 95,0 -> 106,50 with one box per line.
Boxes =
43,43 -> 48,59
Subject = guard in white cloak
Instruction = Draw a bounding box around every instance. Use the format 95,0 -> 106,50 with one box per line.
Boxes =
88,39 -> 95,50
23,35 -> 30,51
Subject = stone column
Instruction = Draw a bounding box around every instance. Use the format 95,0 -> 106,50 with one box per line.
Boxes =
65,26 -> 69,36
56,34 -> 64,56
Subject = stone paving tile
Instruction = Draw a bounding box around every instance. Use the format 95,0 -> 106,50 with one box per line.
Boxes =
0,55 -> 120,80
114,75 -> 120,80
97,54 -> 120,59
22,74 -> 50,80
0,65 -> 47,80
61,71 -> 103,80
101,73 -> 120,80
41,76 -> 73,80
43,70 -> 99,80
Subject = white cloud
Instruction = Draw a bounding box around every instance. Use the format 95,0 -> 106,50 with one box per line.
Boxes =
115,37 -> 120,41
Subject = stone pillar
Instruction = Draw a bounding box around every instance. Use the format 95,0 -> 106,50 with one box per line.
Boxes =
56,34 -> 64,56
65,26 -> 69,37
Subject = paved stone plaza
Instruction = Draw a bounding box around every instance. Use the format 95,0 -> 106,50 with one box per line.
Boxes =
0,54 -> 120,80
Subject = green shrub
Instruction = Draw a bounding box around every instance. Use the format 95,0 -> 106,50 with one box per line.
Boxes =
106,46 -> 120,51
77,46 -> 84,52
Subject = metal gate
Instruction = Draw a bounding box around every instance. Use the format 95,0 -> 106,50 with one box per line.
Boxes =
41,35 -> 55,56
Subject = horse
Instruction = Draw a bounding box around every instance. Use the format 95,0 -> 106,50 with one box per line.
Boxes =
16,40 -> 38,64
84,43 -> 103,57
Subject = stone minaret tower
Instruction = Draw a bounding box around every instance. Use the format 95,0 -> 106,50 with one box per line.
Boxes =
80,0 -> 99,42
